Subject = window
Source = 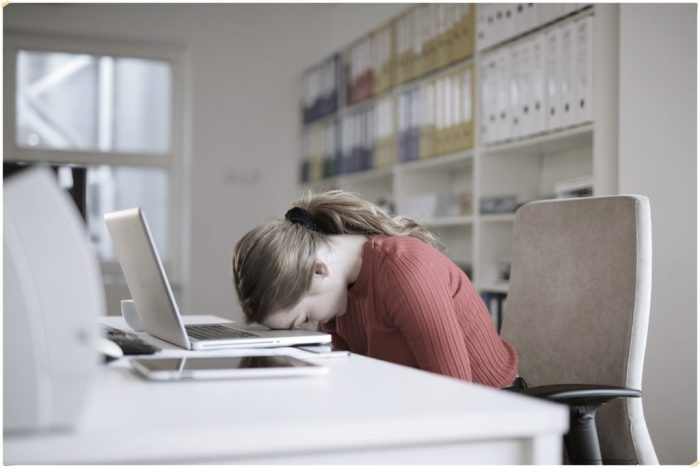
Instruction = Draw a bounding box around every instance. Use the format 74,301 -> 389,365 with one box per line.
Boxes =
5,33 -> 187,289
17,51 -> 172,154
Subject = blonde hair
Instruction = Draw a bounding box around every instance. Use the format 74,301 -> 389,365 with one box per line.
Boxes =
232,190 -> 443,324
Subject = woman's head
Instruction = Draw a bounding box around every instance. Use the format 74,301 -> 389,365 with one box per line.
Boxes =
232,190 -> 443,327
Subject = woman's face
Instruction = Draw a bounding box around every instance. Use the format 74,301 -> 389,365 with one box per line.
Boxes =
262,261 -> 348,331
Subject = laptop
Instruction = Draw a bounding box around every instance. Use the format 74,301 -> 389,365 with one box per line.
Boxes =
104,208 -> 331,350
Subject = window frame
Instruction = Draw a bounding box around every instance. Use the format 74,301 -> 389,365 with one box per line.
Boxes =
4,31 -> 190,289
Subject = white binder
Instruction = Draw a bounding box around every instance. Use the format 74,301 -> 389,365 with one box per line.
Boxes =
451,73 -> 460,131
515,38 -> 532,139
495,48 -> 512,142
558,21 -> 577,128
509,43 -> 523,139
480,53 -> 498,144
491,4 -> 506,46
561,3 -> 580,17
445,73 -> 453,130
435,77 -> 444,144
544,27 -> 561,131
537,4 -> 562,27
513,3 -> 527,37
531,33 -> 548,136
523,3 -> 538,34
501,4 -> 517,43
476,4 -> 495,51
462,66 -> 473,127
574,15 -> 594,125
366,107 -> 374,167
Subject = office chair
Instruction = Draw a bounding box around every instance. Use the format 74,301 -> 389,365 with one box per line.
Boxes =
500,195 -> 658,465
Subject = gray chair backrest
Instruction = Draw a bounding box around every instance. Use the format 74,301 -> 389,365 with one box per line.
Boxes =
500,195 -> 658,464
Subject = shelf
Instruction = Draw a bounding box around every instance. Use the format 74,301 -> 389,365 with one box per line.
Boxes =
422,215 -> 474,228
481,123 -> 594,158
298,4 -> 613,312
475,282 -> 510,294
339,95 -> 378,115
480,213 -> 516,223
336,166 -> 393,186
302,111 -> 338,128
399,149 -> 474,173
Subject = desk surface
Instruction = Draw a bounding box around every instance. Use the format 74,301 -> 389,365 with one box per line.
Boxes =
5,316 -> 568,464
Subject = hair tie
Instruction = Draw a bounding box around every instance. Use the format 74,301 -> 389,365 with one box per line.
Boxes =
285,207 -> 315,229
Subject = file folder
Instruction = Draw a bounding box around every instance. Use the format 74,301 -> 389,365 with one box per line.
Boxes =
374,95 -> 397,168
480,53 -> 498,144
495,48 -> 512,142
531,33 -> 548,136
410,6 -> 422,79
397,90 -> 409,163
420,79 -> 436,158
501,4 -> 516,45
476,3 -> 491,52
456,4 -> 475,63
545,27 -> 561,131
509,43 -> 523,140
301,55 -> 340,124
574,15 -> 594,125
439,3 -> 451,68
396,8 -> 414,84
538,4 -> 562,26
458,64 -> 475,150
373,20 -> 395,95
558,21 -> 577,128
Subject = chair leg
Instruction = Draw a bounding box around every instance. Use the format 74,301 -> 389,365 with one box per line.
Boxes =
564,404 -> 604,465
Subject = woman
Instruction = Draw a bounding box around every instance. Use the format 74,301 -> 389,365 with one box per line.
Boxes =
232,190 -> 518,388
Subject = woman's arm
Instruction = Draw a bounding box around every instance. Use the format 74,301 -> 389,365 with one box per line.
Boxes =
321,319 -> 350,351
383,258 -> 473,381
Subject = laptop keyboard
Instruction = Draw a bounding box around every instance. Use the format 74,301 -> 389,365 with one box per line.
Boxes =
185,324 -> 258,340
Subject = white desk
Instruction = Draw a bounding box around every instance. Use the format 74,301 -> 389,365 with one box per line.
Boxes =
5,316 -> 568,464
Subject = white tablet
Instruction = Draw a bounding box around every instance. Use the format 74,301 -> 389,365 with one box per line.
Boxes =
130,355 -> 328,381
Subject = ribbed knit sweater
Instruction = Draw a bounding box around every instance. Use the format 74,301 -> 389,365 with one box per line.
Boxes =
321,236 -> 518,388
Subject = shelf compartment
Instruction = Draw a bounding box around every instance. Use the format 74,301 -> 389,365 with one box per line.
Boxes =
398,149 -> 474,174
480,213 -> 516,223
422,215 -> 474,227
476,222 -> 513,286
336,166 -> 393,186
430,223 -> 474,273
481,123 -> 593,158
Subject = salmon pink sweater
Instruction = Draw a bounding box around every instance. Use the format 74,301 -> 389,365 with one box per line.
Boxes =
322,236 -> 518,388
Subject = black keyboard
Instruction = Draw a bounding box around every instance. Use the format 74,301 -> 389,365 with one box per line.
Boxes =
103,325 -> 160,355
185,324 -> 258,340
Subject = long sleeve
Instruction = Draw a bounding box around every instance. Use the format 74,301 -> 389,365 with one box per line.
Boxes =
321,318 -> 350,351
382,256 -> 474,381
333,235 -> 518,388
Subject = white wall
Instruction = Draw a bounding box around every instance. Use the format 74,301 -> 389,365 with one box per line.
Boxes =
618,4 -> 697,464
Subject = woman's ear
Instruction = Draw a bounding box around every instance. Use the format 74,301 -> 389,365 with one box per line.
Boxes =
313,260 -> 330,278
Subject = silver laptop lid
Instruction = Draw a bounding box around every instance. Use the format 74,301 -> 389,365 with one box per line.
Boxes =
104,208 -> 191,349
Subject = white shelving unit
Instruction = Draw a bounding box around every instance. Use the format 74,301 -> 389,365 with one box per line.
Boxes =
303,4 -> 618,299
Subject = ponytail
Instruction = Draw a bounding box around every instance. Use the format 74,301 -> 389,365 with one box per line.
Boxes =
232,190 -> 442,324
292,189 -> 444,250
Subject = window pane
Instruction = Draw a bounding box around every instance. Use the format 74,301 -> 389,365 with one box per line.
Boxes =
16,50 -> 171,154
86,166 -> 169,262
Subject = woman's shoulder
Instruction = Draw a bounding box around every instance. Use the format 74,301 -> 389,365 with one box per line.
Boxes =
368,235 -> 441,262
